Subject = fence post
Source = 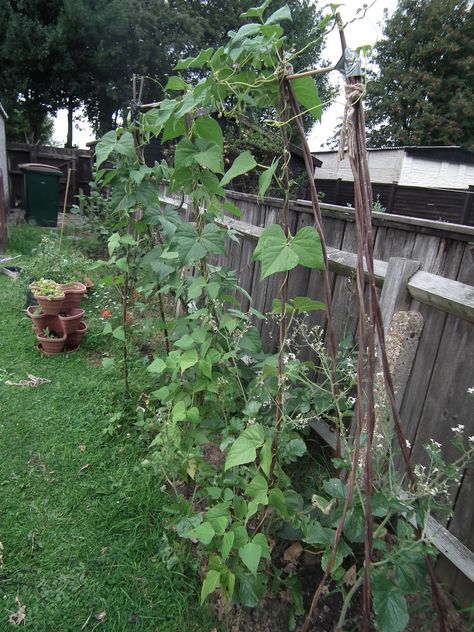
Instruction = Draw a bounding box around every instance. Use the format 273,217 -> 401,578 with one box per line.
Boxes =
375,257 -> 424,447
459,186 -> 473,225
71,155 -> 78,210
334,177 -> 342,205
0,170 -> 7,254
379,257 -> 420,334
386,182 -> 397,214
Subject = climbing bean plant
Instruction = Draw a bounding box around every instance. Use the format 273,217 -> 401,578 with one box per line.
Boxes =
91,3 -> 474,631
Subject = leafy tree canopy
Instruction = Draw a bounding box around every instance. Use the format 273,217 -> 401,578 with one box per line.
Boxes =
0,0 -> 62,142
0,0 -> 330,143
365,0 -> 474,148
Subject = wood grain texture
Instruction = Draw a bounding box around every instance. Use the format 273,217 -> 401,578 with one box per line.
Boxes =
167,187 -> 474,600
408,271 -> 474,323
379,258 -> 421,334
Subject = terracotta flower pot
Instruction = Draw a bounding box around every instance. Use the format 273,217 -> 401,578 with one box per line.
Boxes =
58,308 -> 85,335
26,306 -> 59,334
66,321 -> 87,350
84,276 -> 94,291
34,294 -> 65,315
37,343 -> 59,357
29,282 -> 65,315
60,282 -> 87,311
36,330 -> 66,354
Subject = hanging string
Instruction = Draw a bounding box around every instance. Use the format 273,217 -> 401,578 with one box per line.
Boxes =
337,82 -> 366,162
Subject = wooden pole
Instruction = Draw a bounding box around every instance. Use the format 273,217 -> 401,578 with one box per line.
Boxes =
285,65 -> 336,80
58,167 -> 72,252
0,170 -> 7,255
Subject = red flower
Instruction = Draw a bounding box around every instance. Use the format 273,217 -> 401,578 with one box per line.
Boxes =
101,309 -> 111,318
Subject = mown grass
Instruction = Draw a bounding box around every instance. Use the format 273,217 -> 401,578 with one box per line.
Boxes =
0,227 -> 218,631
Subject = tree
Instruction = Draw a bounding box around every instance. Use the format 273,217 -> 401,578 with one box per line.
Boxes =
58,0 -> 331,137
0,0 -> 330,142
0,0 -> 62,143
365,0 -> 474,148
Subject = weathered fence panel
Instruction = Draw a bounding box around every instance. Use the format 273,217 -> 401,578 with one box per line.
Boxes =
215,190 -> 474,605
7,143 -> 92,213
315,177 -> 474,225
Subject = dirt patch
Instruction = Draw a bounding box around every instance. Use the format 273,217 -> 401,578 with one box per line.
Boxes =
202,443 -> 225,468
87,354 -> 104,368
224,557 -> 362,632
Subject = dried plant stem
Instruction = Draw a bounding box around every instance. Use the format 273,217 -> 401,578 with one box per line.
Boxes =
157,290 -> 170,355
268,80 -> 291,486
285,81 -> 342,461
122,241 -> 131,397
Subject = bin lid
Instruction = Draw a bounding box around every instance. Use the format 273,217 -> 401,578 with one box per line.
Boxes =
19,163 -> 62,176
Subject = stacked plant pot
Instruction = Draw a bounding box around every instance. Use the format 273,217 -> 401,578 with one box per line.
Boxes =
28,280 -> 88,355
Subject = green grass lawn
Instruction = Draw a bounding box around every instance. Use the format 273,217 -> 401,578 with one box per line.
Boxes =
0,233 -> 218,631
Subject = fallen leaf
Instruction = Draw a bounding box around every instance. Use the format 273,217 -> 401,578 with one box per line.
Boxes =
79,463 -> 91,473
187,459 -> 197,480
94,611 -> 107,621
8,595 -> 26,625
78,444 -> 86,453
283,541 -> 303,564
100,547 -> 108,555
344,564 -> 357,587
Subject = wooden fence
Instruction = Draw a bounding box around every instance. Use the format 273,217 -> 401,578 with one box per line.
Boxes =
315,177 -> 474,226
205,190 -> 474,605
7,143 -> 92,213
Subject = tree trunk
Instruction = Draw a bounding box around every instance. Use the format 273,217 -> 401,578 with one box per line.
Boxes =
66,97 -> 74,147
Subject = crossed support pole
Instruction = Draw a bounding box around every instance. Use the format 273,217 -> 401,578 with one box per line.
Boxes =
284,14 -> 448,632
131,18 -> 449,628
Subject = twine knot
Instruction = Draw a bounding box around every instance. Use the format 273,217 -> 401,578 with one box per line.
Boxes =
337,82 -> 365,162
274,62 -> 294,82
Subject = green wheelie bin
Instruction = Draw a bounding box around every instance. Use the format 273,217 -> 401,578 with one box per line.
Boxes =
19,163 -> 62,226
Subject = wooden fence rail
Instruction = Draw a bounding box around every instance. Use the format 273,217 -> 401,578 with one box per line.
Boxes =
314,177 -> 474,226
217,215 -> 474,324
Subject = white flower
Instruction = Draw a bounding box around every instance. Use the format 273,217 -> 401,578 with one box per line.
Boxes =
468,436 -> 474,443
405,440 -> 411,449
467,387 -> 474,394
451,424 -> 464,434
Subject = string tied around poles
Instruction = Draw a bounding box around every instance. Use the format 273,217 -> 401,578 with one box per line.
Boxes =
338,82 -> 365,162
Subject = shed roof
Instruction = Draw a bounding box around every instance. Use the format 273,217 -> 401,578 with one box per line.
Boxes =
313,145 -> 474,165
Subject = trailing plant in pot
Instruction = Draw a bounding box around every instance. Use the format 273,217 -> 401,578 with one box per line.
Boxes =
36,326 -> 67,355
26,305 -> 63,337
29,279 -> 65,315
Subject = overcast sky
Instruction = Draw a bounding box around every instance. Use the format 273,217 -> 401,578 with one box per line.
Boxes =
51,0 -> 398,149
308,0 -> 397,150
